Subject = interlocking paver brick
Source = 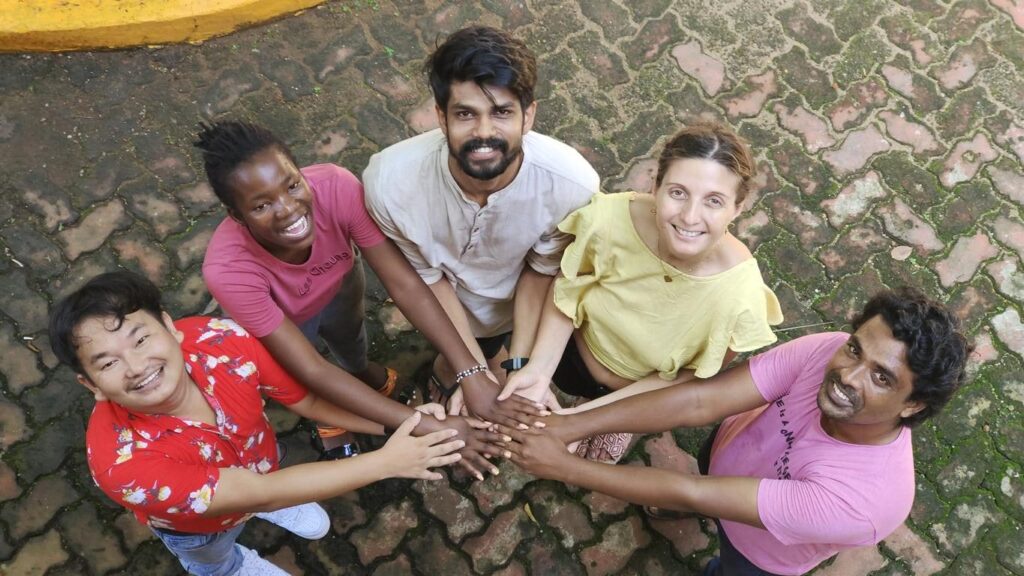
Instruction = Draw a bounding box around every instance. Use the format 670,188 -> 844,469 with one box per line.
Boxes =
949,277 -> 1004,331
938,133 -> 998,188
773,100 -> 835,153
881,56 -> 945,115
59,502 -> 129,574
987,257 -> 1024,304
877,199 -> 944,254
406,525 -> 474,576
934,37 -> 995,92
579,0 -> 633,41
769,194 -> 834,250
878,109 -> 942,156
821,171 -> 889,228
832,30 -> 892,89
570,33 -> 629,89
0,399 -> 27,451
350,499 -> 418,564
931,496 -> 1004,555
579,515 -> 650,576
935,233 -> 998,287
878,13 -> 939,66
0,224 -> 67,279
883,523 -> 947,575
775,46 -> 837,109
827,77 -> 889,132
0,461 -> 22,504
817,545 -> 889,575
823,124 -> 892,177
0,529 -> 68,576
775,2 -> 842,57
621,13 -> 685,69
671,40 -> 726,97
464,506 -> 537,573
413,476 -> 485,543
468,460 -> 534,514
771,138 -> 836,196
0,270 -> 50,335
57,199 -> 131,261
0,322 -> 45,393
930,0 -> 995,44
719,71 -> 777,119
993,308 -> 1024,356
0,472 -> 78,540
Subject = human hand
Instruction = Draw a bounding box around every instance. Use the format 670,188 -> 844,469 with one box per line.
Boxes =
414,402 -> 447,420
497,367 -> 553,404
441,415 -> 508,481
502,427 -> 576,481
380,412 -> 463,480
448,369 -> 500,416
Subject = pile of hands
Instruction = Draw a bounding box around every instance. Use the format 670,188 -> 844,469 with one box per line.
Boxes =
382,367 -> 575,482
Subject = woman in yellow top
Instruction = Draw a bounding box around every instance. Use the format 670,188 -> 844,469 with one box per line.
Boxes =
498,122 -> 783,462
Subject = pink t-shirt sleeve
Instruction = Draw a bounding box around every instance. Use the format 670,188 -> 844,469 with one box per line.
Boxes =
311,164 -> 387,249
203,239 -> 286,338
749,333 -> 849,402
757,478 -> 878,546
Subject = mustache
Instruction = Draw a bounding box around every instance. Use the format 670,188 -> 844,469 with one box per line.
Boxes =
459,137 -> 508,156
826,370 -> 859,406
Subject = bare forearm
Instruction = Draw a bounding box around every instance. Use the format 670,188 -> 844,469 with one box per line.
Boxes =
560,373 -> 687,414
509,267 -> 554,357
526,277 -> 575,375
554,459 -> 762,526
207,452 -> 392,515
288,393 -> 385,435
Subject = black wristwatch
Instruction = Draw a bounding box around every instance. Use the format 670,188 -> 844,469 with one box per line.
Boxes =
500,357 -> 529,373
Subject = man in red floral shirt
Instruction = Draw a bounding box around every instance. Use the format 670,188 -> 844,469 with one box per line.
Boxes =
50,271 -> 471,575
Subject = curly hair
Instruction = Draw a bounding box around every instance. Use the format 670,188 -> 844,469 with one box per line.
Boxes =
193,120 -> 297,211
851,287 -> 971,428
425,26 -> 537,113
655,121 -> 756,205
49,270 -> 166,374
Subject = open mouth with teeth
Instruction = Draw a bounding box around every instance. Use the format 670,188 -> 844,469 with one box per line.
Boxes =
827,378 -> 857,409
670,223 -> 705,239
130,367 -> 163,393
280,215 -> 310,238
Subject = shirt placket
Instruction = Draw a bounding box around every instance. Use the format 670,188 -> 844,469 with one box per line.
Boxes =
461,203 -> 487,256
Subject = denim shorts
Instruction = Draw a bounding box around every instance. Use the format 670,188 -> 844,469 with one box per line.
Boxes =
151,523 -> 246,576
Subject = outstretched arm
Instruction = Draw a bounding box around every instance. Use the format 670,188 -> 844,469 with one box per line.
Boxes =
545,360 -> 767,444
505,427 -> 762,527
507,266 -> 555,359
205,413 -> 461,515
498,274 -> 575,404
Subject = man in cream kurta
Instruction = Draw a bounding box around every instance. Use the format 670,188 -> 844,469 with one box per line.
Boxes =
363,26 -> 598,415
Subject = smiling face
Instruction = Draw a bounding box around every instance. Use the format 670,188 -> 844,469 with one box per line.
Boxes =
74,310 -> 191,414
818,315 -> 924,441
226,147 -> 315,264
653,158 -> 743,266
437,81 -> 537,189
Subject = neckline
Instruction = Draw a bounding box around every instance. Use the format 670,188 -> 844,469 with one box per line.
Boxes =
624,192 -> 752,280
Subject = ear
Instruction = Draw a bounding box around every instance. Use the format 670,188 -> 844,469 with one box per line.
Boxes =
227,204 -> 244,224
435,103 -> 448,138
899,400 -> 925,420
161,312 -> 184,344
521,101 -> 537,134
76,373 -> 107,401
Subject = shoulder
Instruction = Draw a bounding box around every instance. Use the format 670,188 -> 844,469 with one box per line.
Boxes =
176,317 -> 254,353
301,164 -> 360,193
523,132 -> 600,192
366,130 -> 445,177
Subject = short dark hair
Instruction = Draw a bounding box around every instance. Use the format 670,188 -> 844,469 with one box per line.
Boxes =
425,26 -> 537,112
851,287 -> 971,428
49,270 -> 166,374
656,122 -> 756,205
194,120 -> 297,211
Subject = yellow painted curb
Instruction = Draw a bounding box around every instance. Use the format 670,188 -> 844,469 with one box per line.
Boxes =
0,0 -> 327,52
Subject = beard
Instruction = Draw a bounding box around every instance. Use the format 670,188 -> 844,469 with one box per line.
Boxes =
452,137 -> 522,181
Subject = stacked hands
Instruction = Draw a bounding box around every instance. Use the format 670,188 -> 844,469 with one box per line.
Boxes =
400,368 -> 570,482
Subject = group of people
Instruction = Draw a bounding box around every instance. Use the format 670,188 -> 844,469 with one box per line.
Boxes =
49,26 -> 971,576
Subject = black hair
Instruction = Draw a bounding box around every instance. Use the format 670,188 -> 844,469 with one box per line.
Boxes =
49,270 -> 166,374
425,26 -> 537,113
193,120 -> 297,211
851,287 -> 971,428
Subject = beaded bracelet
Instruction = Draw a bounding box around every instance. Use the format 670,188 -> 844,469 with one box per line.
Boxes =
453,364 -> 489,386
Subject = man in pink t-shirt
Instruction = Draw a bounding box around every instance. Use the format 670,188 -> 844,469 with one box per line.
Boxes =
505,288 -> 970,575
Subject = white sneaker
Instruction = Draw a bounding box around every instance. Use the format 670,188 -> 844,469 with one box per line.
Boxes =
255,502 -> 330,539
237,546 -> 290,575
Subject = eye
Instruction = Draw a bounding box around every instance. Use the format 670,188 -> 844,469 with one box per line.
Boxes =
455,110 -> 473,120
136,334 -> 150,347
100,359 -> 117,371
668,187 -> 686,199
252,202 -> 270,215
494,108 -> 513,118
288,180 -> 301,193
846,342 -> 859,357
707,196 -> 724,208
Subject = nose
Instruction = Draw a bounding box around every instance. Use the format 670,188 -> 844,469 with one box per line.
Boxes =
273,193 -> 298,217
681,198 -> 701,224
123,350 -> 147,378
838,363 -> 866,389
474,115 -> 496,140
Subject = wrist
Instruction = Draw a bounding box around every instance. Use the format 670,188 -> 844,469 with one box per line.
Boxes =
500,356 -> 530,374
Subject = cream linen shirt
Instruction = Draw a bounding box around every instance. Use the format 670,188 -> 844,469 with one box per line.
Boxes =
364,129 -> 599,337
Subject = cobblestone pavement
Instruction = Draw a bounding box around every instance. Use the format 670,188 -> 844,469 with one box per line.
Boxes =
1,1 -> 1023,574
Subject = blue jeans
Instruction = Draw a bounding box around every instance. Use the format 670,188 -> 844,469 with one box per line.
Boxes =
152,523 -> 246,576
297,253 -> 369,374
